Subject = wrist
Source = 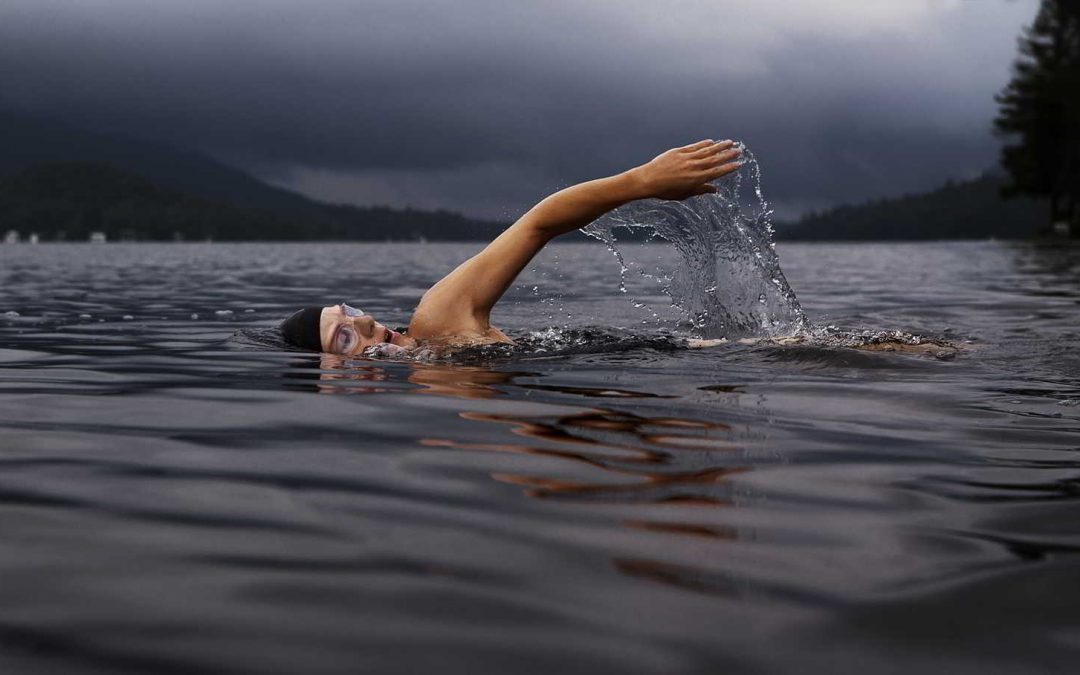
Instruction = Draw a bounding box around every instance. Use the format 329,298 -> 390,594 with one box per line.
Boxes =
618,166 -> 654,201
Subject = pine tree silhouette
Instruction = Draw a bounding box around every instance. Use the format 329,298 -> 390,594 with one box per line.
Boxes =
995,0 -> 1080,235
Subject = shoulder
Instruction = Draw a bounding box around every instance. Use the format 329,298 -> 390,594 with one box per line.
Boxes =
406,307 -> 512,346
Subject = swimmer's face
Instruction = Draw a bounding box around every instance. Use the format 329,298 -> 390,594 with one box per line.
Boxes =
320,304 -> 407,355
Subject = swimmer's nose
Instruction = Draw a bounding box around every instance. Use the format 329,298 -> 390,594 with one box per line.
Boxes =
356,315 -> 376,337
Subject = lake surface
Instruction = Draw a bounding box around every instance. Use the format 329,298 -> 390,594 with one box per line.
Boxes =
1,240 -> 1078,674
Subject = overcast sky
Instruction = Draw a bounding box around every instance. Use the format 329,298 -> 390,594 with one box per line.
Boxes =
0,0 -> 1039,220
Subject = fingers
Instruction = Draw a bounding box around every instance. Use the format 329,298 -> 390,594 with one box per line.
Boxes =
680,139 -> 715,152
688,139 -> 735,158
703,160 -> 743,181
692,147 -> 742,168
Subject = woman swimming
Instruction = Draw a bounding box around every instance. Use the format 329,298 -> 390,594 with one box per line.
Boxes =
280,140 -> 744,355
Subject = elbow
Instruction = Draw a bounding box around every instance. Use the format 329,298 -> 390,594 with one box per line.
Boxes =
512,211 -> 559,243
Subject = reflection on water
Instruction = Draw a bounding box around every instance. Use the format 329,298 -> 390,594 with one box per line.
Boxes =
316,356 -> 749,504
612,558 -> 746,598
0,241 -> 1079,674
316,353 -> 532,399
429,401 -> 752,598
315,355 -> 752,593
427,408 -> 747,502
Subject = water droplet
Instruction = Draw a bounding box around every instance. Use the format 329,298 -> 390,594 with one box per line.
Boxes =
758,293 -> 767,304
122,315 -> 134,321
215,310 -> 233,317
3,311 -> 20,318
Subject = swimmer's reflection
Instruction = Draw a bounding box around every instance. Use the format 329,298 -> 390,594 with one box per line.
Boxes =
310,354 -> 390,394
422,405 -> 754,595
406,365 -> 533,399
422,407 -> 748,504
309,354 -> 754,594
612,558 -> 743,597
310,357 -> 751,505
313,354 -> 531,399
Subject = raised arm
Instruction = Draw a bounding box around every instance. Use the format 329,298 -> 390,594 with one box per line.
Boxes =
409,139 -> 742,336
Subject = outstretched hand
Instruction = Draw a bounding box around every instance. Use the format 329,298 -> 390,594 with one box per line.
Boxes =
628,139 -> 743,201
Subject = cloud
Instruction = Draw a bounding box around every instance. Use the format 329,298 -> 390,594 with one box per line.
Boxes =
0,0 -> 1039,218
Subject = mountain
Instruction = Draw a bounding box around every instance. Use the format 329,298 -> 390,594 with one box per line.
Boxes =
0,112 -> 506,240
0,162 -> 284,241
0,112 -> 323,212
0,162 -> 503,241
777,172 -> 1051,241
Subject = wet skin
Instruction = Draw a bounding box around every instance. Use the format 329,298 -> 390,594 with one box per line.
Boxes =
314,140 -> 744,357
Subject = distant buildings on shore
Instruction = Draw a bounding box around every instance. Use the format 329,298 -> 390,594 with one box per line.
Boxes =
0,230 -> 221,243
3,230 -> 103,243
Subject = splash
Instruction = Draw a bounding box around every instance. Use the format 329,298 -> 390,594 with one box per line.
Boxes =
583,143 -> 809,340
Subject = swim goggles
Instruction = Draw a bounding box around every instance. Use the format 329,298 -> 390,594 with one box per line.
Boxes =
329,303 -> 367,354
339,303 -> 365,318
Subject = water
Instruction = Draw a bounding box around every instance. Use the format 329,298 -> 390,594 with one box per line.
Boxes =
1,240 -> 1079,674
584,144 -> 808,339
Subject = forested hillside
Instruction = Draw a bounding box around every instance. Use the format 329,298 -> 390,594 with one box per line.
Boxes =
0,162 -> 504,241
778,172 -> 1048,241
0,113 -> 505,241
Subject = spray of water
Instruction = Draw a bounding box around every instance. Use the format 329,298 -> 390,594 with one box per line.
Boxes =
583,143 -> 809,340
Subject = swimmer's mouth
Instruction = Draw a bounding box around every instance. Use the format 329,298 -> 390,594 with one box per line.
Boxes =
384,327 -> 395,344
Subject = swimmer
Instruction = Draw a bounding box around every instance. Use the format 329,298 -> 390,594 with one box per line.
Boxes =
280,140 -> 744,356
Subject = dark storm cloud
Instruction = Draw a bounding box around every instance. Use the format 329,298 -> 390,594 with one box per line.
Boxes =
0,1 -> 1038,218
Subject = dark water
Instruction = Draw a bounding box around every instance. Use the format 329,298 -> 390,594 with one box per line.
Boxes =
1,240 -> 1078,674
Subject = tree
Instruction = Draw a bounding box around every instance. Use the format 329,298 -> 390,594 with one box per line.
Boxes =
994,0 -> 1080,234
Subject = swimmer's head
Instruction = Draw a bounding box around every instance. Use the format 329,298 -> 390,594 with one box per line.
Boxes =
280,304 -> 411,355
280,306 -> 324,352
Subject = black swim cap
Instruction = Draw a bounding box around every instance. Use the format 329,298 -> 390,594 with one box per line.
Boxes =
280,306 -> 324,352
